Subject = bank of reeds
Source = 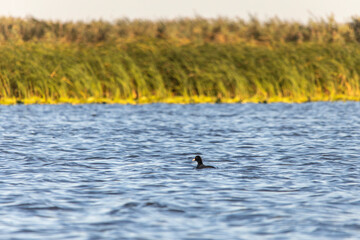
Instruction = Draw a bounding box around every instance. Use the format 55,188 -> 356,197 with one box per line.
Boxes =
2,16 -> 360,104
1,40 -> 360,104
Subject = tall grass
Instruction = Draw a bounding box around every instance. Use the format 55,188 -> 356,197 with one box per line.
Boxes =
1,41 -> 360,104
2,16 -> 360,103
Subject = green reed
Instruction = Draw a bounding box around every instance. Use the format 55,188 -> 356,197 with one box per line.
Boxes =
1,41 -> 360,103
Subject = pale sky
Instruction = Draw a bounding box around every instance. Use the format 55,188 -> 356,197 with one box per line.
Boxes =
0,0 -> 358,22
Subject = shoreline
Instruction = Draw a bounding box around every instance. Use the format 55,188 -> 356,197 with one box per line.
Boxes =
2,95 -> 360,105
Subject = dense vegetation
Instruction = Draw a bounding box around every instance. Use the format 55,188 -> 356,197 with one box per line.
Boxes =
2,15 -> 360,44
1,16 -> 360,104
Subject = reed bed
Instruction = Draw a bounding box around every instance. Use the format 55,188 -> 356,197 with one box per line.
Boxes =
2,16 -> 360,104
1,40 -> 360,104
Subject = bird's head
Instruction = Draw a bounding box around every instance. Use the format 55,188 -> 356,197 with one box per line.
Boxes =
192,156 -> 203,164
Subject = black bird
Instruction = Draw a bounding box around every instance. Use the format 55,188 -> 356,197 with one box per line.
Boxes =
192,156 -> 215,169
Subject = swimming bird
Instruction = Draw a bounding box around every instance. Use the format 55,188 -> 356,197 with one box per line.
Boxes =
192,156 -> 215,169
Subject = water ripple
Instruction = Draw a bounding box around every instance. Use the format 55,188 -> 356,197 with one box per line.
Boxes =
0,102 -> 360,239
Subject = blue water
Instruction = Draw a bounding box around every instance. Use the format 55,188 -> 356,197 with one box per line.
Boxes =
0,102 -> 360,239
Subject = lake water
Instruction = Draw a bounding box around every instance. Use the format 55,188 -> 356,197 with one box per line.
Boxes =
0,102 -> 360,239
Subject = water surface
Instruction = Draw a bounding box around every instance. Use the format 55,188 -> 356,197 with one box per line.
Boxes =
0,102 -> 360,239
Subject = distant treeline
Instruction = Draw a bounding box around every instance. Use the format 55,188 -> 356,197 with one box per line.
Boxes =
1,16 -> 360,44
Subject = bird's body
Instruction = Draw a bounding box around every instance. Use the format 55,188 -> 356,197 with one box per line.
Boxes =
192,156 -> 215,169
196,163 -> 216,169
